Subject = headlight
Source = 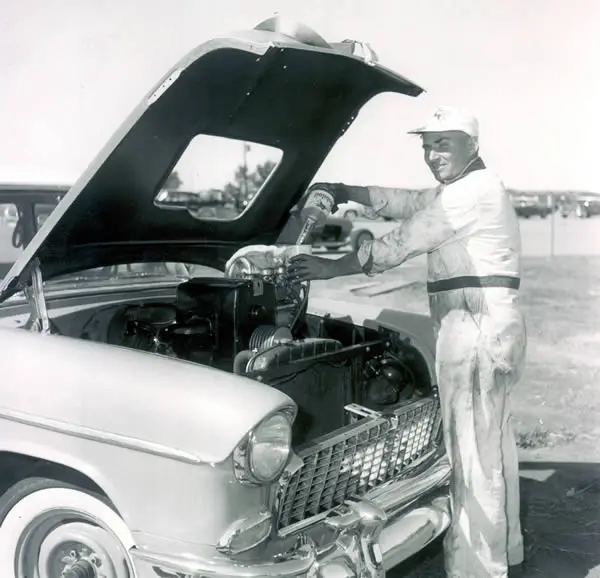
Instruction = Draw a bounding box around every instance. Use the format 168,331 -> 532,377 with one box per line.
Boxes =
250,413 -> 292,482
234,412 -> 293,484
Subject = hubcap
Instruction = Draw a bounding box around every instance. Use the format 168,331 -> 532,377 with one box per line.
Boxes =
358,234 -> 372,247
19,519 -> 132,578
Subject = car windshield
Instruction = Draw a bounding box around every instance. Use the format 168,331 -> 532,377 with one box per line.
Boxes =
48,262 -> 196,284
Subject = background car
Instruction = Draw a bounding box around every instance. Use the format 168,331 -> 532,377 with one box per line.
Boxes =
310,215 -> 375,251
332,200 -> 365,220
510,192 -> 553,218
0,183 -> 68,278
573,193 -> 600,218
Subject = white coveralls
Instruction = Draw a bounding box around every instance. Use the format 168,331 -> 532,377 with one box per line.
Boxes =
354,158 -> 526,578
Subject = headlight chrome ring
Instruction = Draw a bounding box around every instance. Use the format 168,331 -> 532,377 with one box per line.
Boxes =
234,411 -> 293,485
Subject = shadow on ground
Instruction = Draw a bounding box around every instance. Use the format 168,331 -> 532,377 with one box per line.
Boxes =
392,461 -> 600,578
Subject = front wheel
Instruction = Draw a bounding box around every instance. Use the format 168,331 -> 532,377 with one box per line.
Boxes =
351,229 -> 374,252
0,477 -> 136,578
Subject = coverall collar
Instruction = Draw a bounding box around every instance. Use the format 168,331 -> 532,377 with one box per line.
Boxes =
441,156 -> 486,185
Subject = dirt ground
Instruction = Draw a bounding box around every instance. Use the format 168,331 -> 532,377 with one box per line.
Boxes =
314,255 -> 600,577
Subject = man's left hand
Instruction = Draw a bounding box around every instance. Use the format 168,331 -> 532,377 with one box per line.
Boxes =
286,255 -> 334,281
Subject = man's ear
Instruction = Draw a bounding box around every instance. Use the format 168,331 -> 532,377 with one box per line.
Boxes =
468,136 -> 480,156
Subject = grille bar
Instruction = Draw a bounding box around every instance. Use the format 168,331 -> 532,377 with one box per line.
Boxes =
276,397 -> 442,531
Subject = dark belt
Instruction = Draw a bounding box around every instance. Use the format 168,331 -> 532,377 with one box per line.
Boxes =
427,275 -> 521,294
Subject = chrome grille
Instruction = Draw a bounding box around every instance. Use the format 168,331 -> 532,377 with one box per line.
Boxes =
277,397 -> 442,531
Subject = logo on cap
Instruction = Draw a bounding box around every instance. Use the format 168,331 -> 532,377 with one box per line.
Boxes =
433,108 -> 447,120
408,106 -> 479,137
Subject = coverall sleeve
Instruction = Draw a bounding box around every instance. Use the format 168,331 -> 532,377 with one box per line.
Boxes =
346,185 -> 439,220
357,184 -> 480,275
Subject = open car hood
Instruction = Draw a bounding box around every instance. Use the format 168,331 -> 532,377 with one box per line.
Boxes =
0,16 -> 424,301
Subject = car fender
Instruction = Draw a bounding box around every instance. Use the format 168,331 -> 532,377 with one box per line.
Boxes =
0,327 -> 295,466
0,326 -> 292,545
308,297 -> 437,384
0,413 -> 275,549
0,435 -> 123,510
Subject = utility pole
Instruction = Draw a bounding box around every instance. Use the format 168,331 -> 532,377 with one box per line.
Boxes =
549,192 -> 555,260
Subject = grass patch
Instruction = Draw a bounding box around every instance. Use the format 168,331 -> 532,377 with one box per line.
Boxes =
357,256 -> 600,456
517,426 -> 552,449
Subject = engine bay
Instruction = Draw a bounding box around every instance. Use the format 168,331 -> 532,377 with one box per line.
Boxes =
76,244 -> 432,446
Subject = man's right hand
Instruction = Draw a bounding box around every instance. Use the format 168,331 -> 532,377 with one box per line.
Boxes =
308,182 -> 374,212
307,182 -> 350,208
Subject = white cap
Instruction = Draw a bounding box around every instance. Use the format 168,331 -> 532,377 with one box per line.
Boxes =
408,106 -> 479,137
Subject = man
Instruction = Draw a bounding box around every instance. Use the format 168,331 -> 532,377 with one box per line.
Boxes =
287,106 -> 527,578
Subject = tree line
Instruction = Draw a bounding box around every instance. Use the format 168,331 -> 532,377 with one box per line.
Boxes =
165,160 -> 277,212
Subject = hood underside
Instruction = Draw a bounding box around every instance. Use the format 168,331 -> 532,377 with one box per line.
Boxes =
0,19 -> 424,301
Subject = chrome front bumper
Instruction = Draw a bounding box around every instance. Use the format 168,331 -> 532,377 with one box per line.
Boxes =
131,455 -> 451,578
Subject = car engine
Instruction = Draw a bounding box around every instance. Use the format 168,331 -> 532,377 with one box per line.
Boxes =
103,244 -> 430,445
100,190 -> 432,445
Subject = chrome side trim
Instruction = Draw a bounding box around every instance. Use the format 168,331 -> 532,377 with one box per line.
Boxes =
131,536 -> 317,578
0,406 -> 204,465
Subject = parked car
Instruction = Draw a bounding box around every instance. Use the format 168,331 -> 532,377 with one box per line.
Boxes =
555,193 -> 574,218
0,183 -> 68,278
155,189 -> 240,220
333,200 -> 365,220
0,17 -> 450,578
155,191 -> 374,252
510,193 -> 553,218
573,193 -> 600,218
311,215 -> 375,251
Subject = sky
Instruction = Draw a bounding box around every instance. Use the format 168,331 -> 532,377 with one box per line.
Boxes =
1,0 -> 599,192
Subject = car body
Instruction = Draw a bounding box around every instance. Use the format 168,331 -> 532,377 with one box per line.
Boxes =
555,193 -> 574,218
509,192 -> 553,218
0,16 -> 450,578
333,200 -> 365,220
311,215 -> 375,252
155,191 -> 375,252
0,183 -> 68,278
572,192 -> 600,218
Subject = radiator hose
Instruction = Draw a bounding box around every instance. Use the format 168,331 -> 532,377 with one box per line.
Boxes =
233,350 -> 254,375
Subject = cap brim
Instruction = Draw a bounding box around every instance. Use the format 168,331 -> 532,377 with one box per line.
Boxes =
407,125 -> 476,136
406,121 -> 451,134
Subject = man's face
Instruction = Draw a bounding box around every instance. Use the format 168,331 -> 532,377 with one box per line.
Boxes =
421,131 -> 476,183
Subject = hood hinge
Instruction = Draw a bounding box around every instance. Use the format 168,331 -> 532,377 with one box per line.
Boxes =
23,258 -> 50,335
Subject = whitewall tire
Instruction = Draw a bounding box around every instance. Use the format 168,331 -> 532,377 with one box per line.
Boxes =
0,477 -> 136,578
